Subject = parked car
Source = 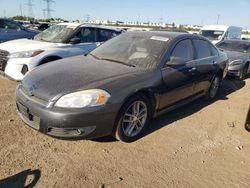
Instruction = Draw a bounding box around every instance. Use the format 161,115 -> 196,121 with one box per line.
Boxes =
216,40 -> 250,79
0,23 -> 122,80
16,31 -> 228,142
0,18 -> 38,43
199,25 -> 242,44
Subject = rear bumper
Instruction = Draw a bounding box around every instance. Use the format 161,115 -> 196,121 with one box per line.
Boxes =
16,85 -> 118,139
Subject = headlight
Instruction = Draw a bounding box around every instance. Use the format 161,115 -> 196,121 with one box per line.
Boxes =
55,89 -> 111,108
230,59 -> 243,66
8,50 -> 44,58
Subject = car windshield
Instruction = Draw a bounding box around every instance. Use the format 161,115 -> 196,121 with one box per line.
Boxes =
200,30 -> 224,40
90,33 -> 168,69
34,24 -> 76,43
217,41 -> 250,52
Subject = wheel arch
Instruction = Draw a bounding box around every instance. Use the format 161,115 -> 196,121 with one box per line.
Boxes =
111,88 -> 157,136
38,55 -> 62,66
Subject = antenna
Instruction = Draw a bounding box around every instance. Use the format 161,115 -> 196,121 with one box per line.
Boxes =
43,0 -> 55,19
25,0 -> 34,18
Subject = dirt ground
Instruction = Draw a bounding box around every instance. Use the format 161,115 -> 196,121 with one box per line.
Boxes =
0,75 -> 249,188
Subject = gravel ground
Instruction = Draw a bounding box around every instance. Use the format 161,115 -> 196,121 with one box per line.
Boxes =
0,76 -> 249,188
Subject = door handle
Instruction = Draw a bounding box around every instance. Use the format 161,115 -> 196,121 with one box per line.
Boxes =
213,61 -> 218,65
188,67 -> 196,72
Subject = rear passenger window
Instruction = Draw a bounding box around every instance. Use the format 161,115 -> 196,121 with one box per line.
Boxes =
76,28 -> 96,43
170,39 -> 194,62
193,39 -> 211,59
99,29 -> 117,42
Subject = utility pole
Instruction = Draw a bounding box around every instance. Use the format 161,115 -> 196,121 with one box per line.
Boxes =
25,0 -> 34,19
42,9 -> 46,19
20,3 -> 23,17
43,0 -> 55,19
3,9 -> 6,18
217,14 -> 220,24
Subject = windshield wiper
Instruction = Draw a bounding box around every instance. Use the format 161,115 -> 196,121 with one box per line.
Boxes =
100,58 -> 136,67
88,53 -> 101,60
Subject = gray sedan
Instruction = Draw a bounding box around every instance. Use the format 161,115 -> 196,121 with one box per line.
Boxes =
216,40 -> 250,79
16,31 -> 228,142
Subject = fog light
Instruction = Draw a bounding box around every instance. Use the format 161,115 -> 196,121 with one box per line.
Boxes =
21,65 -> 29,75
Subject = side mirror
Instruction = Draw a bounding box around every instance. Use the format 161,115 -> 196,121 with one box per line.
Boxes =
167,56 -> 186,66
69,37 -> 81,44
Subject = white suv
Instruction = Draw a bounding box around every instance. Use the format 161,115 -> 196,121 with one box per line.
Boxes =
0,23 -> 122,80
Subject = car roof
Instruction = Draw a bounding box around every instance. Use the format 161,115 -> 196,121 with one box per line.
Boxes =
57,22 -> 122,32
124,30 -> 201,40
79,24 -> 123,32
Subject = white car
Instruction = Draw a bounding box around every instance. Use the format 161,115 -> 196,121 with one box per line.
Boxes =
199,25 -> 242,44
0,23 -> 122,80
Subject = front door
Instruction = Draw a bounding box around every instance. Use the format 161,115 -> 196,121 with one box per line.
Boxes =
159,39 -> 197,109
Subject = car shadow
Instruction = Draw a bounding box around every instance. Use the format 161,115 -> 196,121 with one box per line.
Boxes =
141,78 -> 245,139
0,169 -> 41,188
93,78 -> 245,143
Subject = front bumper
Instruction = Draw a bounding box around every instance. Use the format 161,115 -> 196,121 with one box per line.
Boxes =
16,85 -> 118,139
227,64 -> 245,77
4,58 -> 33,81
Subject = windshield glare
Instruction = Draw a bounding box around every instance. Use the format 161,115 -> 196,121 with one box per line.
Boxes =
200,30 -> 224,40
91,34 -> 168,69
34,25 -> 76,43
217,41 -> 250,52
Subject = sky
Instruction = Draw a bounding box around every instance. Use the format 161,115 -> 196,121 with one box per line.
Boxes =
0,0 -> 250,28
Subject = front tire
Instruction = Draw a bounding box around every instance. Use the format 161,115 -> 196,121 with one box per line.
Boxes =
114,94 -> 152,142
239,64 -> 248,80
204,75 -> 221,101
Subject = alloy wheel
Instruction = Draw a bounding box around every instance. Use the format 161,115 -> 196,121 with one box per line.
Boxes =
121,101 -> 148,137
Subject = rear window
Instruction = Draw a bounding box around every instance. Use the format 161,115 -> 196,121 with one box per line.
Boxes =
193,39 -> 211,59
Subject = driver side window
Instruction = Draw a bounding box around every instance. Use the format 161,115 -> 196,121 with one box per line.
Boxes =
169,39 -> 194,63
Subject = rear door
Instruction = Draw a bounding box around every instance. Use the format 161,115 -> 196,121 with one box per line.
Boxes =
192,39 -> 218,94
159,39 -> 197,109
67,27 -> 99,56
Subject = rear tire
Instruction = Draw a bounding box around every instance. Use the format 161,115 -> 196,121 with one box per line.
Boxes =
204,75 -> 221,101
114,94 -> 152,142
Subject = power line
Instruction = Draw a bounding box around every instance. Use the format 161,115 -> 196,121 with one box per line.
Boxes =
43,0 -> 55,19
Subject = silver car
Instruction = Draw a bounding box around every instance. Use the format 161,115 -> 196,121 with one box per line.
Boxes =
216,40 -> 250,80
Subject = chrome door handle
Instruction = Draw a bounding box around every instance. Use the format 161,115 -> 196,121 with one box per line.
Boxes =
188,67 -> 196,72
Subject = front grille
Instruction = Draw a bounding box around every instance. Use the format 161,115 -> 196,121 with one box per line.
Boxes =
0,50 -> 9,71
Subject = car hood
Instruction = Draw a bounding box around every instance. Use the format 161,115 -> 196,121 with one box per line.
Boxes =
0,38 -> 58,53
21,56 -> 143,101
223,50 -> 247,61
